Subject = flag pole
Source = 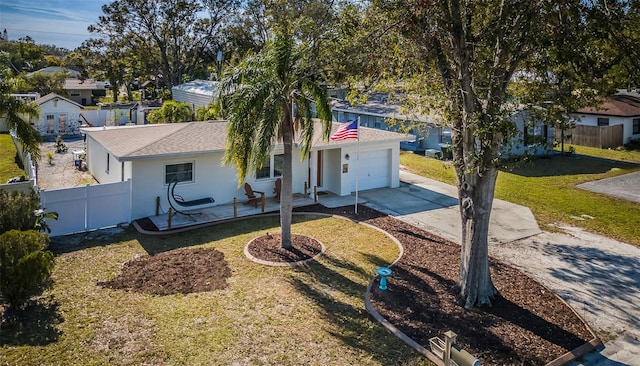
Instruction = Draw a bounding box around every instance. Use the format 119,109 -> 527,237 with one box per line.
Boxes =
355,116 -> 360,214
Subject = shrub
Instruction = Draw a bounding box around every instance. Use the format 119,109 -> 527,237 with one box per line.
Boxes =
0,190 -> 41,233
54,135 -> 67,153
0,230 -> 54,307
45,150 -> 54,165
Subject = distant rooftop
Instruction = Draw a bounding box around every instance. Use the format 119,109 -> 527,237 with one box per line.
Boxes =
27,66 -> 82,78
330,92 -> 440,126
171,79 -> 219,96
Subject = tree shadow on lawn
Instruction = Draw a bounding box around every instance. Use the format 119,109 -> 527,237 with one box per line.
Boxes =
135,214 -> 326,255
289,255 -> 429,365
50,214 -> 325,256
48,227 -> 137,255
0,296 -> 63,347
502,154 -> 638,178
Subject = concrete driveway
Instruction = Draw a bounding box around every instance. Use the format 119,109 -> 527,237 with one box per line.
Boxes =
357,170 -> 542,245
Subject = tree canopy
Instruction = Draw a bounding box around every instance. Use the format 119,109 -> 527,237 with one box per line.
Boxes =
361,0 -> 639,308
88,0 -> 238,92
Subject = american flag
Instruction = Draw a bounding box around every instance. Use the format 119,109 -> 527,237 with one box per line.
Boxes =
330,119 -> 359,141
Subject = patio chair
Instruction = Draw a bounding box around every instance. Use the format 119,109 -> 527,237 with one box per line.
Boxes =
244,183 -> 264,207
273,178 -> 282,200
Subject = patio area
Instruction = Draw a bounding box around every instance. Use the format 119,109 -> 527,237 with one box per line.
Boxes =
145,192 -> 366,232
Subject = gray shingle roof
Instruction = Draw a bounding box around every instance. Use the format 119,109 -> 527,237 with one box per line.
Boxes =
83,120 -> 413,161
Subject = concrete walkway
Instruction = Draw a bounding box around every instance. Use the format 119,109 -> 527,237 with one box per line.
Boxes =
356,169 -> 640,366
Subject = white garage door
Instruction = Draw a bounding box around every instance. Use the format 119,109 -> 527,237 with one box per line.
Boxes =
351,149 -> 390,191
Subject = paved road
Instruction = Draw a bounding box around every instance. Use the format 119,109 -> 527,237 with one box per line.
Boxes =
353,170 -> 640,366
578,170 -> 640,204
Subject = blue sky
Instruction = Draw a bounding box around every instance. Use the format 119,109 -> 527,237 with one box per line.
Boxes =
0,0 -> 105,50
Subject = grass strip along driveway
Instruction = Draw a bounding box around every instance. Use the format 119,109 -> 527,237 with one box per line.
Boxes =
400,146 -> 640,247
1,215 -> 436,365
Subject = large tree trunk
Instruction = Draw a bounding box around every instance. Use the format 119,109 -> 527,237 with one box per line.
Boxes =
456,166 -> 499,309
280,105 -> 294,249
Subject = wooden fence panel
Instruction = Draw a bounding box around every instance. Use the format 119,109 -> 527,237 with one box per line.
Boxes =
555,124 -> 623,148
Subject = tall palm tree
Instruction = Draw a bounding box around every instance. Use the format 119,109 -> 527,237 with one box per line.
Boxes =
218,26 -> 332,249
0,71 -> 42,161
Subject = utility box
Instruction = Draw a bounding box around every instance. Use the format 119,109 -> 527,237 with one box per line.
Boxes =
428,332 -> 480,366
451,343 -> 480,366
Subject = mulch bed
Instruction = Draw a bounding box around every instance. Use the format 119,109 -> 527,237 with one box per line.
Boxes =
246,233 -> 322,263
98,248 -> 232,295
304,205 -> 594,365
130,204 -> 595,365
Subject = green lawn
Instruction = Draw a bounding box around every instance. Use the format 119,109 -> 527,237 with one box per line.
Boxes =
0,215 -> 430,365
0,133 -> 26,182
557,143 -> 640,163
401,148 -> 640,247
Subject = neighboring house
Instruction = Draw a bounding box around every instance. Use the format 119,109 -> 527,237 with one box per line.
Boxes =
27,66 -> 82,78
171,79 -> 218,109
63,79 -> 108,106
330,93 -> 446,155
331,92 -> 553,158
98,102 -> 140,125
10,92 -> 40,101
82,121 -> 411,220
31,93 -> 84,138
135,100 -> 163,125
503,108 -> 555,157
572,93 -> 640,146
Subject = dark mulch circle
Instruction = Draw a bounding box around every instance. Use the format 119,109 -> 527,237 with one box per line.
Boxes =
98,248 -> 232,296
246,233 -> 322,263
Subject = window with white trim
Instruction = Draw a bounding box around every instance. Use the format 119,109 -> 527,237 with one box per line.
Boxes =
597,117 -> 609,126
165,162 -> 194,184
633,118 -> 640,134
256,154 -> 284,179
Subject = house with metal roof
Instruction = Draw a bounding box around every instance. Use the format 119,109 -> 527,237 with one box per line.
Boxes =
171,79 -> 219,109
81,120 -> 412,220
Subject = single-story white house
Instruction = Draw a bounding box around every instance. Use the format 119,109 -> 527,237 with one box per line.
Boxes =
81,121 -> 412,220
30,93 -> 84,138
572,93 -> 640,145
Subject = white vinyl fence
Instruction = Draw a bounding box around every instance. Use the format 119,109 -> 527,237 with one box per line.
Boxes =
40,180 -> 132,237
